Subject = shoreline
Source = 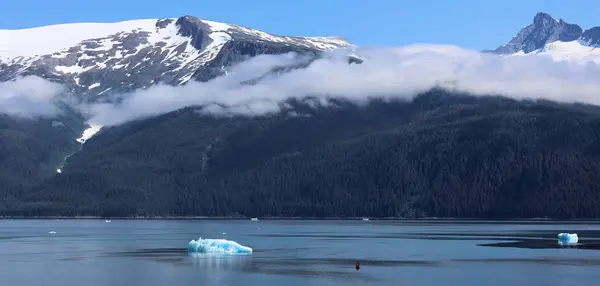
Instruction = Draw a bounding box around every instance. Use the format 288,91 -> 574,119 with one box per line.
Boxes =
1,216 -> 600,222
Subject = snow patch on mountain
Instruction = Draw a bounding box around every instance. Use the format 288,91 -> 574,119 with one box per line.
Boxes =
56,123 -> 103,174
0,16 -> 353,94
537,41 -> 600,63
0,17 -> 351,65
47,19 -> 201,76
507,40 -> 600,63
76,124 -> 103,144
0,19 -> 159,61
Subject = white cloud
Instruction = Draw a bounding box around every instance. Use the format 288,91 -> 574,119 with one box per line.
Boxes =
0,76 -> 65,118
86,44 -> 600,126
4,44 -> 600,125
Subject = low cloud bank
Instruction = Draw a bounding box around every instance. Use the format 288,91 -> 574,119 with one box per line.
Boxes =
3,44 -> 600,125
0,76 -> 65,118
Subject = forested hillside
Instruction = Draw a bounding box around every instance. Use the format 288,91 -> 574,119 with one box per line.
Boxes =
4,90 -> 600,219
0,106 -> 86,210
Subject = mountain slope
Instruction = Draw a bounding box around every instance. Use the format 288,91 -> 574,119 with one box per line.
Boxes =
0,15 -> 355,202
0,16 -> 353,98
7,91 -> 600,218
489,12 -> 600,62
0,106 -> 86,199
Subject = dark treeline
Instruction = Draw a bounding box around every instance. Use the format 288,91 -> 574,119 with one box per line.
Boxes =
0,106 -> 86,203
3,90 -> 600,218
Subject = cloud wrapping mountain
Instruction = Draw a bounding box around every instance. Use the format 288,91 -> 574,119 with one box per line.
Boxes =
86,44 -> 600,126
0,76 -> 65,118
3,44 -> 600,125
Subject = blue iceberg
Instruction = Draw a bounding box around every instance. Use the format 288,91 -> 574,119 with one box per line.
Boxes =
188,238 -> 253,254
558,233 -> 578,244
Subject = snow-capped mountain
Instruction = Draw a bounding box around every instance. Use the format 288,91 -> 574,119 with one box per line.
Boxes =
489,12 -> 600,62
0,15 -> 353,98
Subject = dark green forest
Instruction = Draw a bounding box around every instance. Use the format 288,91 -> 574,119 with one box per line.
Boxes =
2,90 -> 600,218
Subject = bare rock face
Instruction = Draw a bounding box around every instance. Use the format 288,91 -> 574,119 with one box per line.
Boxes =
489,12 -> 600,54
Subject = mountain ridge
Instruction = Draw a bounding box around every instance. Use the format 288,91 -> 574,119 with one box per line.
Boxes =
2,12 -> 600,218
0,15 -> 354,98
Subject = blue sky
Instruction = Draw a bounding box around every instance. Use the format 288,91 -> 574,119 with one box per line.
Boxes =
2,0 -> 599,50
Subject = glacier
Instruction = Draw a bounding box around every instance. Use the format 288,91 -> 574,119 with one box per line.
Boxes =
188,238 -> 253,254
558,233 -> 578,244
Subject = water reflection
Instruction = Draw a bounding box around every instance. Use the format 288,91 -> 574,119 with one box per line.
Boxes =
188,253 -> 253,272
480,240 -> 600,250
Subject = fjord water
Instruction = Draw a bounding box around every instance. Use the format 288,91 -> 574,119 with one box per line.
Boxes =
1,220 -> 599,286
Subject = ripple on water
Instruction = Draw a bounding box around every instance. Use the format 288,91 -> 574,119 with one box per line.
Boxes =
97,247 -> 440,283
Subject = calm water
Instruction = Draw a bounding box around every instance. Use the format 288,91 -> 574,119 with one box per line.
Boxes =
1,219 -> 600,286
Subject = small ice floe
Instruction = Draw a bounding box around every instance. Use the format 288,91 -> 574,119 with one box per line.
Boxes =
558,233 -> 578,245
188,238 -> 253,254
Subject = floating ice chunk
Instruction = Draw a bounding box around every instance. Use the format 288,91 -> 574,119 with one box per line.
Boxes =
188,238 -> 253,254
558,233 -> 578,244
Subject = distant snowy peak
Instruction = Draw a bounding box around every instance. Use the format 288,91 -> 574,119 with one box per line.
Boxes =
0,15 -> 352,96
490,12 -> 600,62
492,13 -> 582,54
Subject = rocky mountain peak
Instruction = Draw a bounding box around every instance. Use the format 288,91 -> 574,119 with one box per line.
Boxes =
491,12 -> 584,54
